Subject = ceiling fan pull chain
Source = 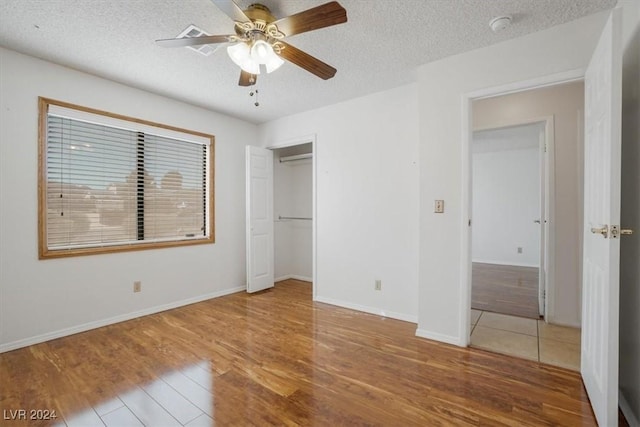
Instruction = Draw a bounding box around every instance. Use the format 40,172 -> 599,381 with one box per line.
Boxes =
250,87 -> 260,107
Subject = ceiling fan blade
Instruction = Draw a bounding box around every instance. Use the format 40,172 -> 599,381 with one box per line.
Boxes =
156,34 -> 232,48
278,41 -> 337,80
272,1 -> 347,37
238,70 -> 257,86
210,0 -> 250,23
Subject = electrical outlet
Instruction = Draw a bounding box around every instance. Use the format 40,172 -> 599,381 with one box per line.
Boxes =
517,247 -> 523,254
375,279 -> 382,291
133,281 -> 142,293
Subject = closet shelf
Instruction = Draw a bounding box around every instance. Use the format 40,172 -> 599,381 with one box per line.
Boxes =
278,216 -> 312,221
279,153 -> 312,163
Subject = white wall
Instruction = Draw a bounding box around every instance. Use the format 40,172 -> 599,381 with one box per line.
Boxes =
0,48 -> 258,351
473,82 -> 585,327
472,133 -> 540,267
273,151 -> 313,281
416,11 -> 609,345
259,84 -> 420,322
618,0 -> 640,424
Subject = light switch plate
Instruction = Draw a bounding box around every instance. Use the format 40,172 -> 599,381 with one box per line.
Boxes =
435,200 -> 444,213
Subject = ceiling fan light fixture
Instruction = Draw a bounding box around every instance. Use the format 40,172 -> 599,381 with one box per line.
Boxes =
264,54 -> 284,73
227,42 -> 260,74
250,39 -> 283,73
250,39 -> 272,62
240,58 -> 261,75
158,1 -> 347,86
227,42 -> 250,66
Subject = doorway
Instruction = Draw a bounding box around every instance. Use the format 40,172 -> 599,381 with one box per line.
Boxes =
272,143 -> 313,285
471,122 -> 546,320
466,81 -> 584,371
245,135 -> 317,297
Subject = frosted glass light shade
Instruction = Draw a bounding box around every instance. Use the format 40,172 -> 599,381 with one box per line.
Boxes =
227,40 -> 284,75
227,43 -> 249,66
227,43 -> 260,75
264,54 -> 284,73
251,40 -> 284,73
250,40 -> 272,62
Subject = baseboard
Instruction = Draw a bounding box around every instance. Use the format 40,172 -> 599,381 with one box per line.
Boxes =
619,390 -> 639,427
543,316 -> 581,329
313,295 -> 417,324
472,259 -> 539,268
275,274 -> 313,283
0,286 -> 245,353
415,328 -> 465,347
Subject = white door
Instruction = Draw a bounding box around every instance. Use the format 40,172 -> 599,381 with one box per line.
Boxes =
581,8 -> 622,427
246,146 -> 274,293
537,126 -> 547,317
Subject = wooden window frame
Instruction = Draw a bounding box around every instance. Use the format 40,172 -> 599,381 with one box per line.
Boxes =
38,97 -> 215,259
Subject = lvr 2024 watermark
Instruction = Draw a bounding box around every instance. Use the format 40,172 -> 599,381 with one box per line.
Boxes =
3,409 -> 58,421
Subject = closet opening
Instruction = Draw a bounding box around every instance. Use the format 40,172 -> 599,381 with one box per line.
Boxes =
272,143 -> 314,292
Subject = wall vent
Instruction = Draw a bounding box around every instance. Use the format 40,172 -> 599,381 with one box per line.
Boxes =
176,24 -> 218,57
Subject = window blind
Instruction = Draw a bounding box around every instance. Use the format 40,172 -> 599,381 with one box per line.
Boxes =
43,103 -> 212,254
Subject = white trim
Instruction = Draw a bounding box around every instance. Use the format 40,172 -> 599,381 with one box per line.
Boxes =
266,134 -> 315,150
275,274 -> 313,283
473,115 -> 554,132
461,71 -> 579,348
467,69 -> 585,101
266,134 -> 318,299
0,286 -> 244,354
460,94 -> 473,347
314,296 -> 418,324
472,259 -> 540,268
619,391 -> 639,427
48,104 -> 210,146
415,328 -> 465,347
544,316 -> 581,329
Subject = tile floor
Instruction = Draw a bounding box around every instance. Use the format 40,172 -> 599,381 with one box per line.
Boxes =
470,309 -> 581,371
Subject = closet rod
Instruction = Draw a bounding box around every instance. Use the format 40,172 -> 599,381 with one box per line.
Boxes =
279,216 -> 312,221
279,153 -> 312,163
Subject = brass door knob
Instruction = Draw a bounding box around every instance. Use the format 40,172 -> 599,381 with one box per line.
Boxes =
610,225 -> 634,238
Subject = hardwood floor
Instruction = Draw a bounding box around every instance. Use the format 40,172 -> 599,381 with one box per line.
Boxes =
472,263 -> 540,319
0,280 -> 597,426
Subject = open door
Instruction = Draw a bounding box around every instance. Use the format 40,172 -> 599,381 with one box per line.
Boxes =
537,125 -> 547,317
246,146 -> 274,293
581,8 -> 622,426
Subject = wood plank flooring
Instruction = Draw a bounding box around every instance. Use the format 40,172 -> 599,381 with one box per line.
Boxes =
0,280 -> 597,426
472,263 -> 540,319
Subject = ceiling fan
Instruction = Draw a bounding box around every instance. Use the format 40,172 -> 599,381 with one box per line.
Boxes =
156,0 -> 347,86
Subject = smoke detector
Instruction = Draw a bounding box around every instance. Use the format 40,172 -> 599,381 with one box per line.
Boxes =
489,16 -> 512,33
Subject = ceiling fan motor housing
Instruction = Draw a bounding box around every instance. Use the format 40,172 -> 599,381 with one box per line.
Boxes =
245,4 -> 276,23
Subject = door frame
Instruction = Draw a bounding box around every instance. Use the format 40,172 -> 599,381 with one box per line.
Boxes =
266,134 -> 318,299
459,69 -> 585,345
471,118 -> 554,319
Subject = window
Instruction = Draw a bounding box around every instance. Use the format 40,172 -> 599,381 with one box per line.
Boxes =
38,97 -> 214,259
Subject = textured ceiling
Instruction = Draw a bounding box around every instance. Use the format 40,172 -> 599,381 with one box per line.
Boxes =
0,0 -> 616,124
